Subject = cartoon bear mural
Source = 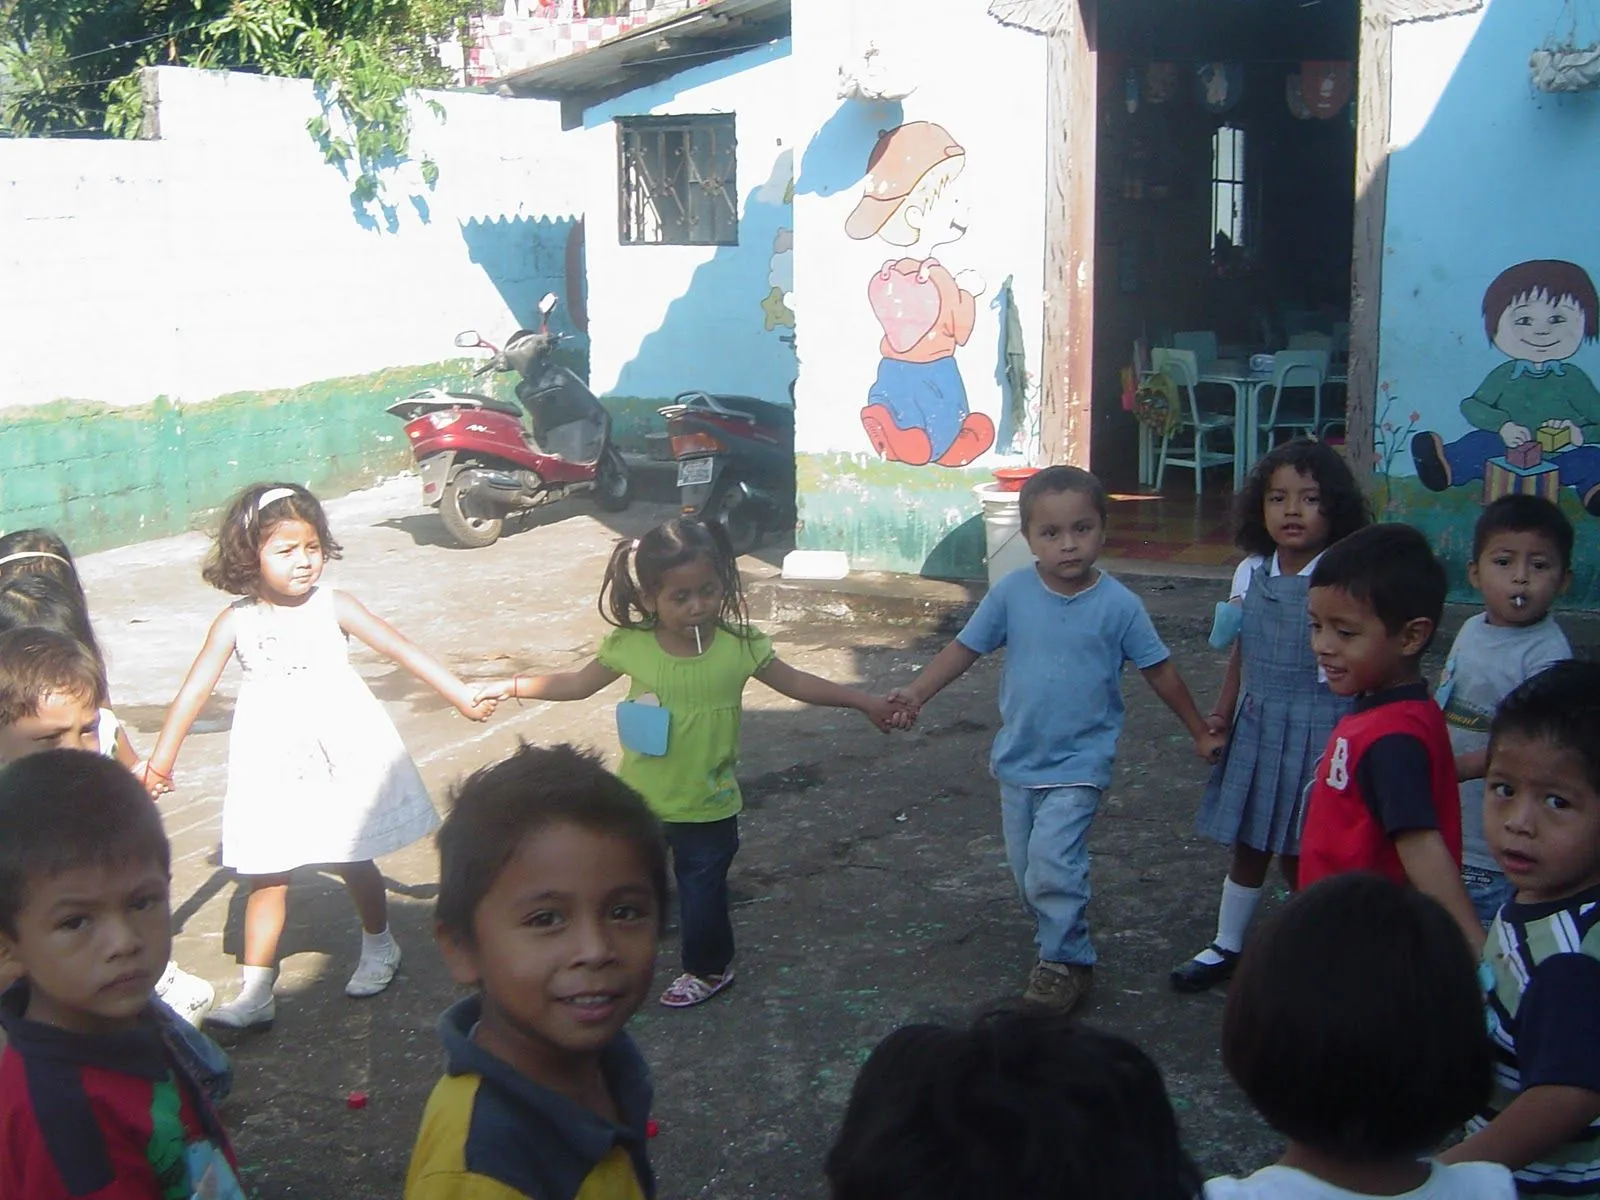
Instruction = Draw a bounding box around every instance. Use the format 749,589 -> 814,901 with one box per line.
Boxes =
1411,259 -> 1600,514
846,121 -> 995,468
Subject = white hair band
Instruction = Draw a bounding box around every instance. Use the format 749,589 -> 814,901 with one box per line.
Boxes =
0,551 -> 70,569
257,487 -> 297,511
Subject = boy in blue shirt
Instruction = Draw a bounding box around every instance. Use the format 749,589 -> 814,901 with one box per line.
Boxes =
894,466 -> 1224,1013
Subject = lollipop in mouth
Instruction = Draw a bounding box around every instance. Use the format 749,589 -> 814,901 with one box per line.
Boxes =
1512,594 -> 1528,610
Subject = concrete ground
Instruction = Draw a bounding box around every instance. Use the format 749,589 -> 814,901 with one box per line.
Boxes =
70,477 -> 1588,1198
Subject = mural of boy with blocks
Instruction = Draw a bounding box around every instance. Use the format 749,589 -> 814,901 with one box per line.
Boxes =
1411,259 -> 1600,514
847,120 -> 995,468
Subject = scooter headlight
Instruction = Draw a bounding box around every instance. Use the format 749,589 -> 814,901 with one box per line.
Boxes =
425,410 -> 459,430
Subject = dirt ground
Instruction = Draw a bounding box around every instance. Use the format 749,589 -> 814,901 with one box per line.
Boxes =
68,477 -> 1592,1199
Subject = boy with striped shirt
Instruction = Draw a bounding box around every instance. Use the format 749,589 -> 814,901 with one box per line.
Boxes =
1442,662 -> 1600,1195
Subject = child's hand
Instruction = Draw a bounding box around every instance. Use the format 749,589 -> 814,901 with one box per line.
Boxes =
885,689 -> 921,731
456,692 -> 497,722
134,761 -> 174,798
860,693 -> 904,734
1195,728 -> 1227,764
1203,712 -> 1230,737
474,678 -> 517,703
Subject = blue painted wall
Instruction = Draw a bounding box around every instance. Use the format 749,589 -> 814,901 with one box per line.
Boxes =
1379,0 -> 1600,603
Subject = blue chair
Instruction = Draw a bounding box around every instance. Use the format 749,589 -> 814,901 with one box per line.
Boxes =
1254,349 -> 1329,455
1151,347 -> 1236,494
1172,330 -> 1219,369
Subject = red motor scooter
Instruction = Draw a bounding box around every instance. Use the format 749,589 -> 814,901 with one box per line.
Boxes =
387,294 -> 630,548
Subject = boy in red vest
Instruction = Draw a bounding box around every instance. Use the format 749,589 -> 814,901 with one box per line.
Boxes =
1299,522 -> 1484,953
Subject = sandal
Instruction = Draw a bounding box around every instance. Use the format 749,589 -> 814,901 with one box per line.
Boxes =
659,969 -> 735,1009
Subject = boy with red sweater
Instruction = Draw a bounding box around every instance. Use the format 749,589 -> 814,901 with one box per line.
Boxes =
0,751 -> 243,1199
1300,522 -> 1484,952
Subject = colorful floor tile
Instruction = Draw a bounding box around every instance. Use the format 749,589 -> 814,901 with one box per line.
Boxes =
1102,489 -> 1238,569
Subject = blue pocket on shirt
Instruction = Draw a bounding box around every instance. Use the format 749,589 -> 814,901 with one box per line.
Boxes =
616,700 -> 670,756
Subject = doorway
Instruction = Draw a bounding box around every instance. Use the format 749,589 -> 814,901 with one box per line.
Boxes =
1085,0 -> 1360,561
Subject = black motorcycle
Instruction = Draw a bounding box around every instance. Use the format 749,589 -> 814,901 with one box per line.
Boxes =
658,390 -> 796,555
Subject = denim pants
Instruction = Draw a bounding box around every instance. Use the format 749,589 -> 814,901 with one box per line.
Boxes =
999,783 -> 1102,966
1464,864 -> 1515,928
663,816 -> 739,977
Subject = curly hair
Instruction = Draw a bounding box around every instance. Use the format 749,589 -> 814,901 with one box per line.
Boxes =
1233,438 -> 1370,559
201,483 -> 344,597
597,517 -> 752,637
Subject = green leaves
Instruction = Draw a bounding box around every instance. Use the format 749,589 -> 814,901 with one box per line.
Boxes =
2,0 -> 475,206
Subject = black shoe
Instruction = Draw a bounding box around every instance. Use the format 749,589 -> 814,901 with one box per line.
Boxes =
1410,432 -> 1450,492
1170,945 -> 1240,993
1585,484 -> 1600,518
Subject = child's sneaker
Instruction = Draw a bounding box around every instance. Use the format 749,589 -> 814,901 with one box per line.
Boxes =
659,968 -> 735,1008
154,960 -> 215,1027
346,936 -> 403,998
1022,961 -> 1093,1013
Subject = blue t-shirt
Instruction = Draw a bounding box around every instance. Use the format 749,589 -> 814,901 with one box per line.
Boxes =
957,567 -> 1170,790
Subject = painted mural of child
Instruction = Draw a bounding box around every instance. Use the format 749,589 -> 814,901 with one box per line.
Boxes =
846,120 -> 995,468
1411,258 -> 1600,515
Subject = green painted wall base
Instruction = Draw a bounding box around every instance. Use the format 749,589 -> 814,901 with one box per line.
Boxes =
0,353 -> 588,554
796,452 -> 989,580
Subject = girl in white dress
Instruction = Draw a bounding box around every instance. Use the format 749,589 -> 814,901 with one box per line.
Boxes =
142,483 -> 495,1029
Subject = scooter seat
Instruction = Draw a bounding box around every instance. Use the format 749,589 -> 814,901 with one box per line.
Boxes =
448,392 -> 523,419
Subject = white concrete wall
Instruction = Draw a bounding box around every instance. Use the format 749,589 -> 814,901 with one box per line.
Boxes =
577,40 -> 797,403
791,0 -> 1048,463
0,67 -> 582,411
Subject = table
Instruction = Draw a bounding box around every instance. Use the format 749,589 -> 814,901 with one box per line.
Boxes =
1135,360 -> 1346,491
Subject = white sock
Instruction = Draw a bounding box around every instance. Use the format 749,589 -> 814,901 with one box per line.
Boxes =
1213,877 -> 1263,955
237,965 -> 276,1005
361,926 -> 395,957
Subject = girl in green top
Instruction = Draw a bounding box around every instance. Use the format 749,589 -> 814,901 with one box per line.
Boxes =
481,519 -> 901,1009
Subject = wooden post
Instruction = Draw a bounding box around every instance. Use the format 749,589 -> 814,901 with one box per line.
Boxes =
1040,0 -> 1096,468
1346,6 -> 1392,480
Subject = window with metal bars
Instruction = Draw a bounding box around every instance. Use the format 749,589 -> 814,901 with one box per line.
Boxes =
616,114 -> 738,246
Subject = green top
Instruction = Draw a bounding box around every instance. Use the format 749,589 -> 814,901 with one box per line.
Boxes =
1461,360 -> 1600,442
597,624 -> 775,824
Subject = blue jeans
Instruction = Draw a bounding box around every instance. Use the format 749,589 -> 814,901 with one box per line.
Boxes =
999,783 -> 1102,966
1434,427 -> 1600,497
663,817 -> 739,977
1464,864 -> 1514,928
867,357 -> 969,462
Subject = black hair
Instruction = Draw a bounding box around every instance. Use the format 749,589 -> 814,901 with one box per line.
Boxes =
1018,465 -> 1109,531
1233,438 -> 1370,558
202,482 -> 344,597
0,529 -> 86,614
0,750 -> 170,938
1471,494 -> 1575,572
1309,523 -> 1447,652
0,572 -> 104,666
1490,660 -> 1600,792
1222,874 -> 1490,1161
597,517 -> 751,636
0,627 -> 108,726
435,741 -> 669,942
825,1008 -> 1201,1200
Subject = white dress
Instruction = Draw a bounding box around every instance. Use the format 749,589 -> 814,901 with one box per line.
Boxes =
220,586 -> 439,874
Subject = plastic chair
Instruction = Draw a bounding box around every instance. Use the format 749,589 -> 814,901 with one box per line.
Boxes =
1287,332 -> 1333,354
1255,349 -> 1328,455
1151,347 -> 1236,494
1172,330 -> 1219,368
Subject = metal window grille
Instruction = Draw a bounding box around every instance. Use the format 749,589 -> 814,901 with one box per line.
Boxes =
617,115 -> 738,246
1211,124 -> 1247,250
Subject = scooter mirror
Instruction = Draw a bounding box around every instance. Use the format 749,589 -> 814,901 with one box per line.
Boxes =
453,330 -> 482,348
538,293 -> 559,316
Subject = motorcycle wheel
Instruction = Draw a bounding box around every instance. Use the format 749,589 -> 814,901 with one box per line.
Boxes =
595,447 -> 632,512
439,472 -> 504,548
710,487 -> 763,556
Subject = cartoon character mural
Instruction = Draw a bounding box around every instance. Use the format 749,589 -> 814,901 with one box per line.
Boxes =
846,121 -> 995,467
1410,260 -> 1600,515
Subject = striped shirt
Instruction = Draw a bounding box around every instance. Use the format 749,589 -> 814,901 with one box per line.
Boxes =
1471,883 -> 1600,1196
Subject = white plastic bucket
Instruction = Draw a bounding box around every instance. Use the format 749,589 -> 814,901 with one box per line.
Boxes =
973,483 -> 1034,587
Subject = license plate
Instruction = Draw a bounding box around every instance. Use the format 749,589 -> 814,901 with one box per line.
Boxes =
677,458 -> 714,487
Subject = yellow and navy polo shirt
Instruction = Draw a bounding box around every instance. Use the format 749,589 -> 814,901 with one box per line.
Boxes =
405,996 -> 654,1200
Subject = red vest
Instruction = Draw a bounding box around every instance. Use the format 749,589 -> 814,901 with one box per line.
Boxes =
1300,697 -> 1461,888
